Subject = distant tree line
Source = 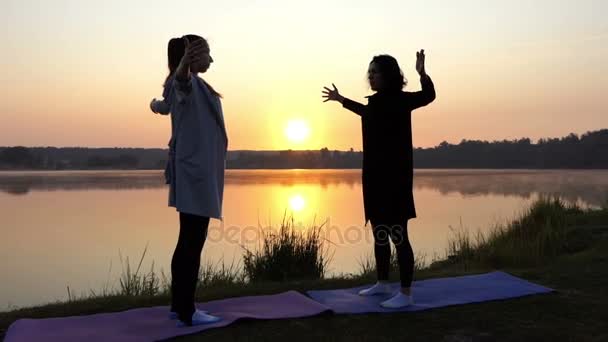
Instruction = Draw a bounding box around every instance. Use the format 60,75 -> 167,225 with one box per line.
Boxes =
415,129 -> 608,168
0,147 -> 167,170
1,129 -> 606,170
226,148 -> 361,169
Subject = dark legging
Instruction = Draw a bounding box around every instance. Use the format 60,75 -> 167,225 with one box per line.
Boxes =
170,212 -> 210,324
371,220 -> 414,288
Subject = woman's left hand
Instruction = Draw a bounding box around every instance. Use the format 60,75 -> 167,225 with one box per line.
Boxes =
416,49 -> 426,76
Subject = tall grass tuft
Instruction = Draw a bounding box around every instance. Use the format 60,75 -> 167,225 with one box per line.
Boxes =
440,196 -> 601,269
242,213 -> 333,282
117,242 -> 162,297
197,257 -> 246,287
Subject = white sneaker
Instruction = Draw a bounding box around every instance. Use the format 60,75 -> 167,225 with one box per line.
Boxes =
169,309 -> 209,319
168,310 -> 208,320
176,309 -> 221,327
358,282 -> 392,296
380,292 -> 413,309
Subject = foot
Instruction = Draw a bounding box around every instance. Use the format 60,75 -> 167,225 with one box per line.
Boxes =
358,281 -> 392,296
379,292 -> 413,309
169,309 -> 207,320
176,309 -> 221,327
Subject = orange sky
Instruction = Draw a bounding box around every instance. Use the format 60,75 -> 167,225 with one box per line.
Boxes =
1,0 -> 607,150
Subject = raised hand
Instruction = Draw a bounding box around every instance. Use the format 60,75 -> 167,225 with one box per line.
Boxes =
416,49 -> 426,76
175,37 -> 205,80
322,83 -> 344,103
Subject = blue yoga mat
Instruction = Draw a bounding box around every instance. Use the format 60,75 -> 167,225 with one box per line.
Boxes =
4,272 -> 552,341
306,271 -> 553,314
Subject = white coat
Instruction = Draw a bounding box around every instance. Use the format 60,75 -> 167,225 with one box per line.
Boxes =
151,75 -> 228,220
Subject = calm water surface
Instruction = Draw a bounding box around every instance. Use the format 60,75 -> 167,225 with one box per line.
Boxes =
1,169 -> 607,311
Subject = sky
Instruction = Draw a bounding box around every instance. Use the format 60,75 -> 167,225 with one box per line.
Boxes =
1,0 -> 607,150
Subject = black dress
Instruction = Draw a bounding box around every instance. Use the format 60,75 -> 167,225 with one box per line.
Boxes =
342,74 -> 436,226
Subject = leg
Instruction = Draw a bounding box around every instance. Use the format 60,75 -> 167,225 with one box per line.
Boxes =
358,221 -> 393,296
173,212 -> 209,324
372,221 -> 391,282
389,221 -> 414,293
170,220 -> 189,313
379,221 -> 415,308
182,214 -> 209,315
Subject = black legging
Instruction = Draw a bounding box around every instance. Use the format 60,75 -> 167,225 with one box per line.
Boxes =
371,220 -> 414,288
170,212 -> 210,324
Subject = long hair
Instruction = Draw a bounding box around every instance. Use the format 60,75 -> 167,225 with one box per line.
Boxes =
163,34 -> 222,98
369,54 -> 407,92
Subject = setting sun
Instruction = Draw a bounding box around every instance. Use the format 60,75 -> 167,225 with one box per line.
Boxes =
285,120 -> 310,143
289,194 -> 306,212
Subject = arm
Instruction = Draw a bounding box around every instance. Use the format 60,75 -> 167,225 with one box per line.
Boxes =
172,36 -> 205,104
408,73 -> 436,110
342,97 -> 367,116
322,83 -> 367,116
172,77 -> 193,105
408,49 -> 436,110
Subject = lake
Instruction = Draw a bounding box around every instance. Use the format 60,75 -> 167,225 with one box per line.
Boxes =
1,169 -> 607,311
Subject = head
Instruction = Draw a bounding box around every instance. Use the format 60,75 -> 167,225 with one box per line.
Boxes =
367,55 -> 407,92
167,34 -> 213,75
165,34 -> 221,97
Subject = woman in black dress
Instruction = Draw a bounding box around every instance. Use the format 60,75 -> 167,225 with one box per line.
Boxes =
322,49 -> 435,308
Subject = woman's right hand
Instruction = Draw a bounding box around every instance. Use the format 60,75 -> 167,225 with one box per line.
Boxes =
150,98 -> 158,114
322,83 -> 344,103
175,37 -> 204,80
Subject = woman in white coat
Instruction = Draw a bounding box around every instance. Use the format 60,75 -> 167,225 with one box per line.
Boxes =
150,34 -> 228,327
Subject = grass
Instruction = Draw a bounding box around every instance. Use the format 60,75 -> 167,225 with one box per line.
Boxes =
173,239 -> 608,342
242,213 -> 332,282
1,197 -> 607,341
435,196 -> 601,270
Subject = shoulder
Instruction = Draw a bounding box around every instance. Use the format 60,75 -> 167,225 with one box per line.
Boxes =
401,90 -> 417,102
367,91 -> 407,102
364,92 -> 378,103
190,76 -> 208,93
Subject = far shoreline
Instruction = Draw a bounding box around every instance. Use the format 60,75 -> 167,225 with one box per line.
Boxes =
2,167 -> 608,172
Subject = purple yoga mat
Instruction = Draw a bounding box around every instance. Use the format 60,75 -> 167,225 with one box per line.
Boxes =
4,290 -> 332,342
4,272 -> 553,341
306,271 -> 554,314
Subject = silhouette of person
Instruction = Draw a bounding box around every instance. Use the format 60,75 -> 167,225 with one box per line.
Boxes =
150,35 -> 228,327
322,50 -> 435,308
